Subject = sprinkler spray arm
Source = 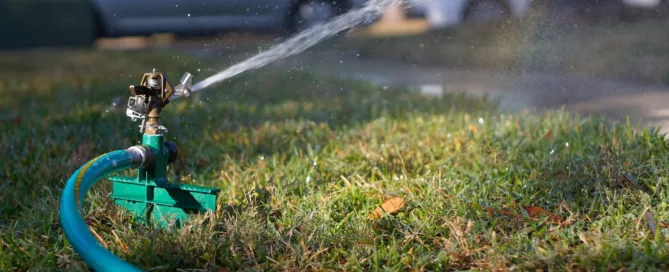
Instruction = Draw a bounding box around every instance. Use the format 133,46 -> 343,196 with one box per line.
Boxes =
125,70 -> 192,134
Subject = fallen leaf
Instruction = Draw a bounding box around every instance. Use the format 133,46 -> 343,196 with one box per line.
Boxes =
543,130 -> 553,140
578,232 -> 588,245
468,125 -> 478,133
644,211 -> 660,236
526,206 -> 564,224
661,221 -> 668,228
619,174 -> 651,194
369,197 -> 405,220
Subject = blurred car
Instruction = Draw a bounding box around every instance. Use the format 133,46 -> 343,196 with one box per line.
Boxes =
622,0 -> 664,8
405,0 -> 531,27
90,0 -> 368,37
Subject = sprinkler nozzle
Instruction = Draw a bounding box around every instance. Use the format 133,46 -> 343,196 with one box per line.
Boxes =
174,72 -> 193,98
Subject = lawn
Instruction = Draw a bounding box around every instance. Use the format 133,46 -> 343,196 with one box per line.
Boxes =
336,15 -> 669,85
1,50 -> 668,271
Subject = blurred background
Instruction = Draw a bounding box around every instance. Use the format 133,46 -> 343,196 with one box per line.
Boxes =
1,0 -> 667,49
1,0 -> 669,128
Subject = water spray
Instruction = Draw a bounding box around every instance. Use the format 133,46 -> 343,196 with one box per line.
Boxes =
182,0 -> 397,96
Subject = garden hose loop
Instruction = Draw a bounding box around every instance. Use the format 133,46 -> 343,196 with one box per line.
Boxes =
59,150 -> 143,272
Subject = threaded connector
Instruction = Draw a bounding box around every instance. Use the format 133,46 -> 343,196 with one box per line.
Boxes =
127,145 -> 154,169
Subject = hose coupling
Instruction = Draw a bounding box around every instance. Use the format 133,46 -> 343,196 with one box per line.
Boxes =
127,145 -> 154,169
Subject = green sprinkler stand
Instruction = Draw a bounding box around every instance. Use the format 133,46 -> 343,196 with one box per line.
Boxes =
110,70 -> 220,228
109,176 -> 220,228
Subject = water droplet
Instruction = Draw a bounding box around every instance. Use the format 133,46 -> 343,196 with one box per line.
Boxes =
565,142 -> 569,147
478,118 -> 484,124
187,13 -> 191,17
550,149 -> 555,155
259,156 -> 264,161
306,176 -> 311,183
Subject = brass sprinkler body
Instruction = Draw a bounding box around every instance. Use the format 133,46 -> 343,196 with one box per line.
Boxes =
126,70 -> 192,134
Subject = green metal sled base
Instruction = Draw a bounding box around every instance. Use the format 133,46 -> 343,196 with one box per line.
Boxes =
110,176 -> 220,228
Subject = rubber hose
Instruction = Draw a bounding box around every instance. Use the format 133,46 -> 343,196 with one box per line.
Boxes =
59,150 -> 142,272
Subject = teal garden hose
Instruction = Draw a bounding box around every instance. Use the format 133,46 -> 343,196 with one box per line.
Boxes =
59,147 -> 151,272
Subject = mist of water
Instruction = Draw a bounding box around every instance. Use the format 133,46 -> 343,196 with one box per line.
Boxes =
185,0 -> 396,95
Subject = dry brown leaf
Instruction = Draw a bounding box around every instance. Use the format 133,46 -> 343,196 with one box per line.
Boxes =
543,130 -> 553,140
619,174 -> 652,194
369,197 -> 405,220
644,211 -> 660,236
578,232 -> 588,245
526,206 -> 564,224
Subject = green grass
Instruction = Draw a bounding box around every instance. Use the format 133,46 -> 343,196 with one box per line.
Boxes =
335,15 -> 669,84
1,50 -> 668,271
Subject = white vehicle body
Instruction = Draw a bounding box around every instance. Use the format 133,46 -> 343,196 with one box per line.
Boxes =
622,0 -> 663,8
406,0 -> 531,27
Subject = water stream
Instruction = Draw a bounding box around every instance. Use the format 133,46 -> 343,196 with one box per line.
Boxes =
183,0 -> 396,95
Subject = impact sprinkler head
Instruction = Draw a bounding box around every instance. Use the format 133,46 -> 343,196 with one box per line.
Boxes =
125,71 -> 192,134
